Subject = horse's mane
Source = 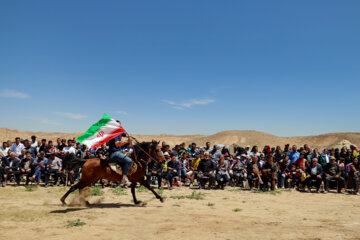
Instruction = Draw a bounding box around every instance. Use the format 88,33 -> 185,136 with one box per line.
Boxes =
62,153 -> 86,170
132,141 -> 157,160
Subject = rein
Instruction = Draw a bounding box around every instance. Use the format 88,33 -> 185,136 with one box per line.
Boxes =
131,137 -> 161,163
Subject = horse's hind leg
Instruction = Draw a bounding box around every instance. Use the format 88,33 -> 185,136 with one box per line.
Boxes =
60,182 -> 82,205
141,180 -> 164,203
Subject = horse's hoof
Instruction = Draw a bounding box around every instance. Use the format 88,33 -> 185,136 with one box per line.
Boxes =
160,198 -> 165,203
134,201 -> 142,205
60,199 -> 66,206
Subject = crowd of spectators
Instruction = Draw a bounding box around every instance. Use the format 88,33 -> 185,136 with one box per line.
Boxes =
1,135 -> 359,195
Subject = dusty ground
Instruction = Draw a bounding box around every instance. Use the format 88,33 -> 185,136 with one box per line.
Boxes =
0,185 -> 359,240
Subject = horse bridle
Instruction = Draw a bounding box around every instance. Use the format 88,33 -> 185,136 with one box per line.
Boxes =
131,137 -> 162,164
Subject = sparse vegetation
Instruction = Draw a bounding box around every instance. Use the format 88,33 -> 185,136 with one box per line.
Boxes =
170,191 -> 206,200
90,186 -> 103,196
112,187 -> 127,196
233,208 -> 242,212
256,190 -> 282,195
67,219 -> 86,227
25,185 -> 37,192
137,185 -> 149,192
207,202 -> 215,207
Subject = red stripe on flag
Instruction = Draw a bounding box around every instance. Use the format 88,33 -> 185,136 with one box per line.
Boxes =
90,127 -> 126,149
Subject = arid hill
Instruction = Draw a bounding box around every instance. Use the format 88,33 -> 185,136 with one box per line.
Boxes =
1,128 -> 359,150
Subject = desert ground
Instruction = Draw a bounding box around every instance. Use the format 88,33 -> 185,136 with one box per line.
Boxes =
0,185 -> 359,240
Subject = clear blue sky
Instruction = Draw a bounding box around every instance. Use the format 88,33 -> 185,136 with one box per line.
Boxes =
0,0 -> 359,137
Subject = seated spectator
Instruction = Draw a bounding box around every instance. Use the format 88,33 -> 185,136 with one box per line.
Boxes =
288,165 -> 297,189
247,155 -> 262,190
30,151 -> 48,186
305,158 -> 323,193
347,157 -> 360,195
187,153 -> 201,188
197,152 -> 216,189
324,156 -> 345,193
46,151 -> 62,186
179,153 -> 190,181
147,158 -> 164,189
4,152 -> 21,185
279,155 -> 291,189
167,155 -> 180,190
293,152 -> 309,190
20,151 -> 34,185
216,155 -> 229,189
261,155 -> 277,191
230,156 -> 246,187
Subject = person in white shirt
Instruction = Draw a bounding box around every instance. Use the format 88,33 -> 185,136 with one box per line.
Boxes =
10,137 -> 25,157
62,139 -> 76,155
0,142 -> 10,158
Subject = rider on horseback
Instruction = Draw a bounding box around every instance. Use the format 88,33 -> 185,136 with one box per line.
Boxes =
108,122 -> 133,186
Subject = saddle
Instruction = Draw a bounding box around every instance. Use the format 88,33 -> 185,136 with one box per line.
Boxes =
107,159 -> 138,176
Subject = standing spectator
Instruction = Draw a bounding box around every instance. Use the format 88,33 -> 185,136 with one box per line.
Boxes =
204,142 -> 211,152
216,155 -> 229,189
38,139 -> 47,153
30,135 -> 38,158
250,146 -> 260,157
63,140 -> 76,155
324,156 -> 345,193
0,142 -> 9,159
318,149 -> 330,167
288,145 -> 300,163
10,137 -> 25,157
305,158 -> 323,193
211,145 -> 222,162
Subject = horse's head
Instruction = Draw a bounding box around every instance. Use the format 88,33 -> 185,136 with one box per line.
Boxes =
135,140 -> 165,162
149,140 -> 166,162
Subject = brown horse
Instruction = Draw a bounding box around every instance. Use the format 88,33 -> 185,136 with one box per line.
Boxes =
60,140 -> 165,205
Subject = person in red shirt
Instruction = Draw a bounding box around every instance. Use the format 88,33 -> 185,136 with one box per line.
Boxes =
293,152 -> 309,191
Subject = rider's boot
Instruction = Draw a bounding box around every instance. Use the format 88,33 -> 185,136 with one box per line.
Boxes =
122,174 -> 132,187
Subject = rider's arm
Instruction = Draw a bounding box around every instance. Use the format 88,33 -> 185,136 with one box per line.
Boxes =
115,137 -> 132,148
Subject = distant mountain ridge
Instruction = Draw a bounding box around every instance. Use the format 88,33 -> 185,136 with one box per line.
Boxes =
1,128 -> 359,149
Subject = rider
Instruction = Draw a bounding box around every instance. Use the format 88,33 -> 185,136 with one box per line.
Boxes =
108,121 -> 132,186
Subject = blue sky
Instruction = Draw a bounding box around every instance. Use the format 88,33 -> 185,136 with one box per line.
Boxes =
0,0 -> 359,137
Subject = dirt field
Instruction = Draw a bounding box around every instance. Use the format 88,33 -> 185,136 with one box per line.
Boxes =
0,186 -> 359,240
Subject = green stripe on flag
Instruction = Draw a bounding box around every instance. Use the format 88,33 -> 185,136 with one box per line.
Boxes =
77,113 -> 112,143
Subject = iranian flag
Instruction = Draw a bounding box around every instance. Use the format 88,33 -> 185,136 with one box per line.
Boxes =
77,113 -> 126,149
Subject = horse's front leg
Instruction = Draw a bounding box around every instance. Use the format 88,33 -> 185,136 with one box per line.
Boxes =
141,180 -> 164,203
130,182 -> 142,205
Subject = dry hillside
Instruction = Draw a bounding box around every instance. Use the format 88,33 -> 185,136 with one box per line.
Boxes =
1,128 -> 360,149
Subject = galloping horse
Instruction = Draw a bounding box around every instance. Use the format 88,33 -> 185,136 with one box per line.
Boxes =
60,140 -> 165,205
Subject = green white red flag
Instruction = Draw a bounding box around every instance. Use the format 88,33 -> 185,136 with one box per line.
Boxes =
77,113 -> 126,149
